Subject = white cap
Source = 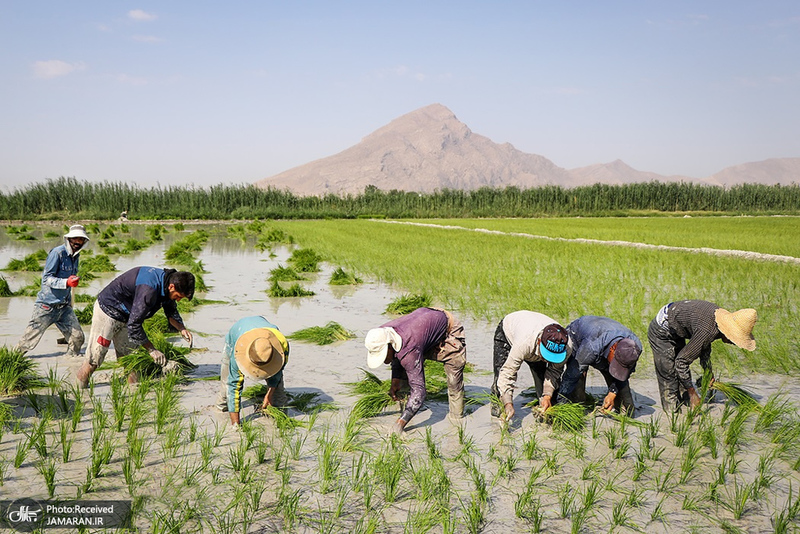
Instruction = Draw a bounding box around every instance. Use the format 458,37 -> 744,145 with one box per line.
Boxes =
364,327 -> 402,368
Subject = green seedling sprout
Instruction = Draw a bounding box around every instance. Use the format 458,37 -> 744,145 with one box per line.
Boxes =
329,266 -> 363,285
289,322 -> 355,345
385,293 -> 432,315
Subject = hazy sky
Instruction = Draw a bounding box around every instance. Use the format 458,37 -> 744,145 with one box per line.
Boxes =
1,1 -> 798,190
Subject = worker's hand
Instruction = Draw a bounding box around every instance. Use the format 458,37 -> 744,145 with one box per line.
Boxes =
389,382 -> 401,402
149,349 -> 167,367
602,392 -> 617,412
180,329 -> 193,348
503,402 -> 515,422
162,360 -> 181,375
540,395 -> 552,412
66,275 -> 80,288
389,419 -> 406,436
688,387 -> 702,408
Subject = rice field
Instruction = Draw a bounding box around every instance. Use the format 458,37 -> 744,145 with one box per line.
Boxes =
1,217 -> 799,533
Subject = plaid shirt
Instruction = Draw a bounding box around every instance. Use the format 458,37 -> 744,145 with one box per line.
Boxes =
665,300 -> 722,390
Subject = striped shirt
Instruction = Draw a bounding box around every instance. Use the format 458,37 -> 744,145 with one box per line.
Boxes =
664,300 -> 721,390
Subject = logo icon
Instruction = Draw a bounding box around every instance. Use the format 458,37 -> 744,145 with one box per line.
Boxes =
4,499 -> 45,532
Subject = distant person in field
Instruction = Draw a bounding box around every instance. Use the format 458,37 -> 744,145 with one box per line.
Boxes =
15,225 -> 89,359
76,266 -> 195,388
364,306 -> 467,435
215,316 -> 289,427
492,310 -> 571,421
648,300 -> 757,412
560,315 -> 643,415
119,210 -> 128,221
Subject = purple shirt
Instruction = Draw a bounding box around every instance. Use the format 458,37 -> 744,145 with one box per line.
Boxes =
382,307 -> 449,422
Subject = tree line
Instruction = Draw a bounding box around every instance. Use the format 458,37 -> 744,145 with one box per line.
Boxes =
1,177 -> 798,220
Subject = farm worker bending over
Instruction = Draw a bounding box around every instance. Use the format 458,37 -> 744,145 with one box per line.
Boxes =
492,310 -> 571,421
364,307 -> 467,435
75,266 -> 195,388
648,300 -> 757,412
560,315 -> 642,415
215,316 -> 289,427
16,225 -> 89,359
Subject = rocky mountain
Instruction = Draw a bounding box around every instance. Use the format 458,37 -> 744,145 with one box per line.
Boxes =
256,104 -> 799,195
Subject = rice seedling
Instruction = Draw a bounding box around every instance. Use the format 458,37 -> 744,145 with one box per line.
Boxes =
77,465 -> 94,497
721,478 -> 756,519
261,405 -> 306,432
557,482 -> 576,518
161,422 -> 184,459
268,264 -> 305,282
724,404 -> 754,450
0,346 -> 44,395
611,498 -> 639,530
289,322 -> 355,346
654,464 -> 676,493
754,393 -> 793,433
228,439 -> 248,473
69,383 -> 84,432
679,437 -> 703,483
682,492 -> 703,512
632,455 -> 648,482
317,430 -> 342,494
712,381 -> 760,409
0,458 -> 7,486
154,374 -> 181,434
90,440 -> 115,478
288,247 -> 323,272
277,487 -> 302,530
755,451 -> 778,492
542,402 -> 588,433
385,293 -> 432,315
13,438 -> 30,468
58,419 -> 74,462
460,494 -> 485,534
650,494 -> 667,523
36,457 -> 58,498
373,442 -> 406,503
671,412 -> 693,447
329,266 -> 363,285
119,335 -> 196,381
268,280 -> 315,297
128,432 -> 150,470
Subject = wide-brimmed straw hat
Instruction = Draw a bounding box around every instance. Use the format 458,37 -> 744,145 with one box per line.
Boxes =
365,327 -> 402,369
64,224 -> 90,241
714,308 -> 757,351
234,328 -> 286,380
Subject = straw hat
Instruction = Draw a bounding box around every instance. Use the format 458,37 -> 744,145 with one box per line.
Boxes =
714,308 -> 757,351
365,327 -> 402,369
234,328 -> 286,380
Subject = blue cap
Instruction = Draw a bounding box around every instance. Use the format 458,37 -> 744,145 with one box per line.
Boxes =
539,324 -> 568,364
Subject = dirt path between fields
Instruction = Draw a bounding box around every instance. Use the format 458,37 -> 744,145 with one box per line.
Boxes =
378,220 -> 800,264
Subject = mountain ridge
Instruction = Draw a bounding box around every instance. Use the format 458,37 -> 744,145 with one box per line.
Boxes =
256,104 -> 799,195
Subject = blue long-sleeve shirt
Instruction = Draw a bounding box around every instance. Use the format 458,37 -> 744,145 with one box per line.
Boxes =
225,316 -> 289,413
36,244 -> 80,306
561,315 -> 642,396
97,266 -> 184,347
383,307 -> 449,423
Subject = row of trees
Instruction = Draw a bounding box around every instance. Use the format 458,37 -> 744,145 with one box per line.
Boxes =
1,177 -> 798,220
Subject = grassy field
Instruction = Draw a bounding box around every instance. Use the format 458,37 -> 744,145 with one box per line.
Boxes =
270,218 -> 800,377
414,216 -> 800,258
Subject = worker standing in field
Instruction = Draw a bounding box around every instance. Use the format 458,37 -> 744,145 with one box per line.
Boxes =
15,225 -> 89,358
364,306 -> 467,435
648,299 -> 757,412
215,316 -> 289,427
560,315 -> 642,414
492,310 -> 571,421
75,266 -> 195,388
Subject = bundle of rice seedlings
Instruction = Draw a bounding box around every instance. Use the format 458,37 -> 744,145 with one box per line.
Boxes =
144,310 -> 173,335
352,392 -> 393,419
121,238 -> 151,254
4,253 -> 44,271
257,228 -> 294,245
73,293 -> 96,303
44,230 -> 60,238
74,305 -> 93,325
712,381 -> 759,409
117,333 -> 196,379
78,254 -> 116,280
268,280 -> 315,297
269,265 -> 305,282
15,277 -> 41,297
0,346 -> 44,395
346,369 -> 390,395
287,248 -> 323,272
386,294 -> 432,315
0,276 -> 14,297
541,403 -> 588,433
289,322 -> 355,345
329,267 -> 362,285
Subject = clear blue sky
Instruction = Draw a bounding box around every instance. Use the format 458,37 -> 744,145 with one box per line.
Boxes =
1,1 -> 798,190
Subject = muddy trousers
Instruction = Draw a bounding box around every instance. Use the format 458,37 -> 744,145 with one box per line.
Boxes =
216,354 -> 288,412
564,373 -> 636,415
648,318 -> 689,413
490,320 -> 550,416
85,301 -> 137,367
16,302 -> 85,357
423,309 -> 467,419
